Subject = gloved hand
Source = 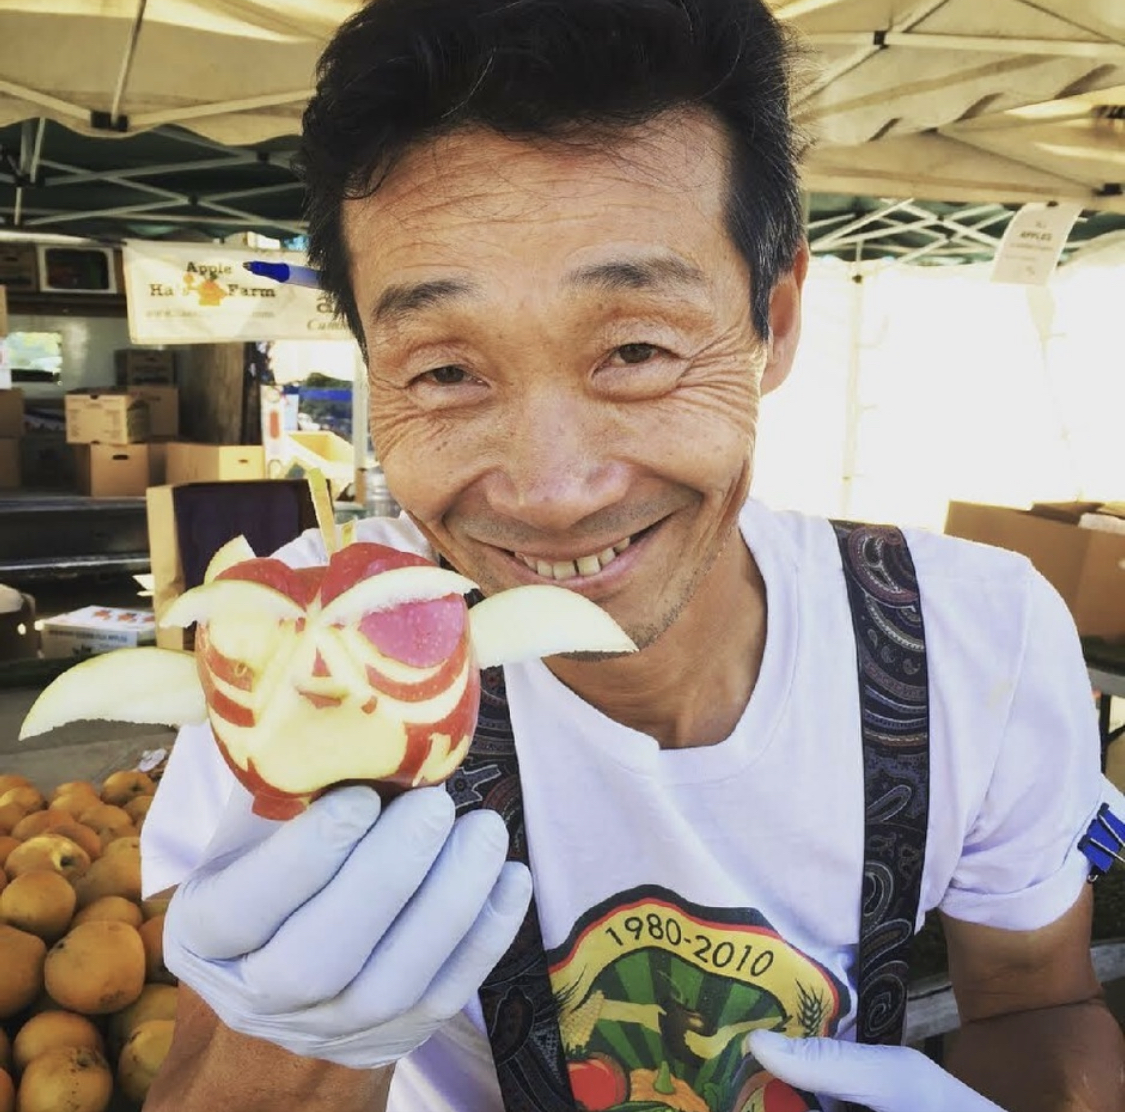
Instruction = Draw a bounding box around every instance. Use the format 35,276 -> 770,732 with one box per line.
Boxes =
163,784 -> 532,1069
747,1030 -> 1005,1112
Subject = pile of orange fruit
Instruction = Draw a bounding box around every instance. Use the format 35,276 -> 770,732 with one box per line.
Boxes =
0,771 -> 176,1112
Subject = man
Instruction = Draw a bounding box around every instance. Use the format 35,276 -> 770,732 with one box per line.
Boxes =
141,1 -> 1125,1110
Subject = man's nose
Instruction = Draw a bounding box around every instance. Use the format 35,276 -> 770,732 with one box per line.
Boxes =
484,391 -> 630,531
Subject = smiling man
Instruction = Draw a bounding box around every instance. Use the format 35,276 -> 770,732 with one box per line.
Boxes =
140,2 -> 1124,1111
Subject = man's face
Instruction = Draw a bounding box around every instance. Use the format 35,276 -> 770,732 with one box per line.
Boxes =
343,112 -> 802,651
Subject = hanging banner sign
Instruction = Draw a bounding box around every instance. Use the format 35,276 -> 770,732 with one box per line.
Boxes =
123,241 -> 351,344
991,202 -> 1082,287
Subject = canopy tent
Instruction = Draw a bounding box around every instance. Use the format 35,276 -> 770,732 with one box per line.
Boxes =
0,0 -> 1123,258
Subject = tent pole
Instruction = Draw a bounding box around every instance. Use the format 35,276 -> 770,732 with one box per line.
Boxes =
840,248 -> 865,520
110,0 -> 148,127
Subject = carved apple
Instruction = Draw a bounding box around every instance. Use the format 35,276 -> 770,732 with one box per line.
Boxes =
20,534 -> 634,819
191,541 -> 482,818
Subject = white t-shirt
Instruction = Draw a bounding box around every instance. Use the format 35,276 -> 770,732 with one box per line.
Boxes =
141,498 -> 1107,1112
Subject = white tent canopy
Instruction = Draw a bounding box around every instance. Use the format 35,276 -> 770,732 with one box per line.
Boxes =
0,0 -> 352,146
0,0 -> 1121,214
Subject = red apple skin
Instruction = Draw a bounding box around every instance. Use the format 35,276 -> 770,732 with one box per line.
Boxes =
359,593 -> 465,668
196,645 -> 257,729
196,543 -> 480,819
198,626 -> 255,691
363,632 -> 470,703
211,733 -> 315,821
216,556 -> 320,607
318,543 -> 431,605
398,659 -> 480,786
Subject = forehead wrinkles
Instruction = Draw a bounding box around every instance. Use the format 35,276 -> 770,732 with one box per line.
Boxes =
345,114 -> 732,248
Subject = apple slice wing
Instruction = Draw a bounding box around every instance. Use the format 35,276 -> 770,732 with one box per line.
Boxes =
319,566 -> 479,625
160,579 -> 306,629
469,585 -> 637,668
204,535 -> 257,583
19,647 -> 206,740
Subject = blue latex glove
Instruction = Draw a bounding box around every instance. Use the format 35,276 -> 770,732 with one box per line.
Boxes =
748,1030 -> 1005,1112
163,784 -> 532,1069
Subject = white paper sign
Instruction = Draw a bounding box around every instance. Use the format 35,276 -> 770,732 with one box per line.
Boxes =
991,202 -> 1082,286
123,241 -> 351,344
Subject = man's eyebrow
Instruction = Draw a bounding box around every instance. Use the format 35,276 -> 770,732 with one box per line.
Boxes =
370,278 -> 476,327
564,254 -> 708,293
368,255 -> 704,328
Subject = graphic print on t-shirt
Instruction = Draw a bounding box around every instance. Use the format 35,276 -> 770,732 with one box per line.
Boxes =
547,885 -> 848,1112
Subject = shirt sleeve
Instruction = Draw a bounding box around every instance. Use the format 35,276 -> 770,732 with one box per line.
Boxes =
939,568 -> 1107,931
139,721 -> 238,898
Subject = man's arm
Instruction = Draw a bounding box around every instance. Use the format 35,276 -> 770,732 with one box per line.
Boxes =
144,984 -> 394,1112
943,886 -> 1125,1112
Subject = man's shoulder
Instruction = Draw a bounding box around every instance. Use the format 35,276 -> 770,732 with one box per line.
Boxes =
271,513 -> 433,568
747,500 -> 1036,592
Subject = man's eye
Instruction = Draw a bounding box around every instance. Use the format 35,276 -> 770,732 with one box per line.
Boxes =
614,343 -> 660,364
422,365 -> 469,385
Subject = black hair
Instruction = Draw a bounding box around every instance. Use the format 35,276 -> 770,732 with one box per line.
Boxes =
297,0 -> 806,346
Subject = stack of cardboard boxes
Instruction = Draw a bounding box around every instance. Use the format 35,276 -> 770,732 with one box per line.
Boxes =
64,348 -> 181,497
116,347 -> 181,488
0,285 -> 22,490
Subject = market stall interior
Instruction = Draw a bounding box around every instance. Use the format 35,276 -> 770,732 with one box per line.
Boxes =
0,0 -> 1123,1104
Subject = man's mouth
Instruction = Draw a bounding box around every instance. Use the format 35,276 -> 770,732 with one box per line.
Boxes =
511,533 -> 646,581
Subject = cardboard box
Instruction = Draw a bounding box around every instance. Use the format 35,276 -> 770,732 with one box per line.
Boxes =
165,442 -> 265,485
115,348 -> 176,386
0,438 -> 19,489
0,243 -> 36,292
0,590 -> 38,662
41,605 -> 156,659
65,391 -> 149,445
148,437 -> 172,486
0,389 -> 22,437
74,443 -> 150,497
127,385 -> 178,438
945,501 -> 1125,639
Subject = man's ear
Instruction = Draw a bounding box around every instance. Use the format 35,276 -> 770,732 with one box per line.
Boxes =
761,240 -> 809,397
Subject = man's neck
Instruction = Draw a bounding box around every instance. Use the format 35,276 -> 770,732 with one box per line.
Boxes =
547,538 -> 768,749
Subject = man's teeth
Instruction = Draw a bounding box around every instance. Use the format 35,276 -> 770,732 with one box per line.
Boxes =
518,537 -> 632,580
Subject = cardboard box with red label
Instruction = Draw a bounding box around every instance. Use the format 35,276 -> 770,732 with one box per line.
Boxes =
41,605 -> 156,659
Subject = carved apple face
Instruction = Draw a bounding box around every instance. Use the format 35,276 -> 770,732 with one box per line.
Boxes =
194,543 -> 480,819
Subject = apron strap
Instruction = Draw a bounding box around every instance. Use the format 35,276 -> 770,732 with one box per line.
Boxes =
446,664 -> 576,1111
831,521 -> 931,1051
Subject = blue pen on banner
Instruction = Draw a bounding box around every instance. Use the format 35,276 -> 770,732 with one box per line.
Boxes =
243,260 -> 322,289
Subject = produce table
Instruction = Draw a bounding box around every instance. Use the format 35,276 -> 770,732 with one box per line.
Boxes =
0,491 -> 149,581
